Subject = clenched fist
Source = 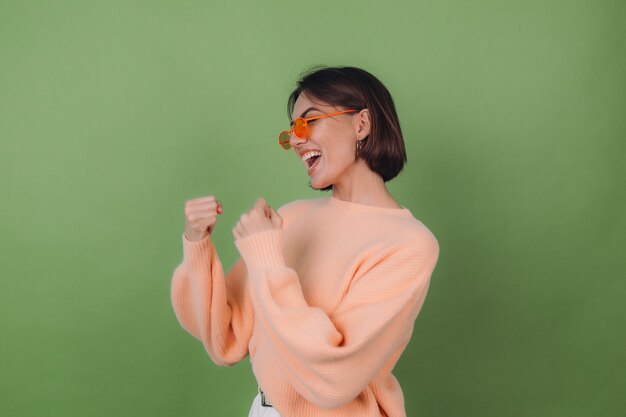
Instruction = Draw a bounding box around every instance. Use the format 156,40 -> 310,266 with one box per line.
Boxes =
232,197 -> 282,240
184,195 -> 223,241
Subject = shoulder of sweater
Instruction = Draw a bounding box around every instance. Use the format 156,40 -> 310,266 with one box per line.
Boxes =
276,196 -> 324,216
404,221 -> 440,261
276,198 -> 305,213
376,212 -> 438,245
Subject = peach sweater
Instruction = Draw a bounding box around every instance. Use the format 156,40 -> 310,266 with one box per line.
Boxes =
170,195 -> 440,417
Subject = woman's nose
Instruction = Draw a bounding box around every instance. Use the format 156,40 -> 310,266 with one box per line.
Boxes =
289,132 -> 307,148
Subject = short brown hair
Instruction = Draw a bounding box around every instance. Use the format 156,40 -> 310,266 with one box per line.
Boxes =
287,65 -> 407,191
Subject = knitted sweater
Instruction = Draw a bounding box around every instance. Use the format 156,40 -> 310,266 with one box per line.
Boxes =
170,195 -> 440,417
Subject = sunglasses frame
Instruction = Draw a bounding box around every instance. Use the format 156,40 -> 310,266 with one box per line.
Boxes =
278,109 -> 358,150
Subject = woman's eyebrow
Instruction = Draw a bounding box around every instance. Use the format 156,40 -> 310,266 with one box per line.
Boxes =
289,107 -> 321,124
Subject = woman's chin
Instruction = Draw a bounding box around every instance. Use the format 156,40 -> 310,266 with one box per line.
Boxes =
308,179 -> 321,189
310,174 -> 321,186
308,176 -> 330,190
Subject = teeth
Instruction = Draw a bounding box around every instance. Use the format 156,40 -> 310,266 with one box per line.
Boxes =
302,151 -> 322,167
302,151 -> 322,161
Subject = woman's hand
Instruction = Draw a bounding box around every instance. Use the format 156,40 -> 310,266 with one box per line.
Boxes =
184,195 -> 223,241
233,197 -> 283,240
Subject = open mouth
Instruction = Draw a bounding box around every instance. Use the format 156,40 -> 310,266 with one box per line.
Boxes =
307,154 -> 321,169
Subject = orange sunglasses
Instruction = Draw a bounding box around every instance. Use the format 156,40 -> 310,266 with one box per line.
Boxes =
278,109 -> 357,150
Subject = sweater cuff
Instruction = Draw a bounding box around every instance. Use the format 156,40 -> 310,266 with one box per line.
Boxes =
234,229 -> 286,270
181,232 -> 215,271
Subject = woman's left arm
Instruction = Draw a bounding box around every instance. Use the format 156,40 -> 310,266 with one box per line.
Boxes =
235,227 -> 440,409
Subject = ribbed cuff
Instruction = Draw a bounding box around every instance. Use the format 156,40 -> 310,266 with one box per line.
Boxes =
181,232 -> 214,272
235,229 -> 285,270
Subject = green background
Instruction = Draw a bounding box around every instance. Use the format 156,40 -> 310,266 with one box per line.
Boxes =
1,1 -> 624,416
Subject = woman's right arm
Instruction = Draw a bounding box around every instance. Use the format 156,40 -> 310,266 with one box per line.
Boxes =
170,196 -> 253,366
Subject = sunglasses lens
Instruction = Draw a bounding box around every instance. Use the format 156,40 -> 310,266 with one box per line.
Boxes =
278,131 -> 291,149
293,119 -> 307,138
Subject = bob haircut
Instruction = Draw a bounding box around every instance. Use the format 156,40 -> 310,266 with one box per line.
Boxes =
287,65 -> 407,191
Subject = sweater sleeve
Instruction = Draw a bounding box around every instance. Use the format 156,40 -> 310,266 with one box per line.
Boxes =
170,232 -> 254,366
234,228 -> 440,409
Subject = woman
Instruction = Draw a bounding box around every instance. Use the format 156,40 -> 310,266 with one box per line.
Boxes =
171,65 -> 440,417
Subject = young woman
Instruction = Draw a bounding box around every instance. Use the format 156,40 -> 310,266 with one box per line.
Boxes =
171,66 -> 440,417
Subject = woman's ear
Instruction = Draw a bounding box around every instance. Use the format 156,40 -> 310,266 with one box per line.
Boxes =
355,108 -> 371,140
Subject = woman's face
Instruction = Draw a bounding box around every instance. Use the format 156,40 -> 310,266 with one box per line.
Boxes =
289,93 -> 367,189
